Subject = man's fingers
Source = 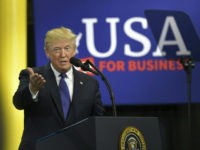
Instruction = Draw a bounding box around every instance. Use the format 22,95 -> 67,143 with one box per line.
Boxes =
27,67 -> 34,76
34,75 -> 46,84
27,68 -> 46,92
30,73 -> 46,86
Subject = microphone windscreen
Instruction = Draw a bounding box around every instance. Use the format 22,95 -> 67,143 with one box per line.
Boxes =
70,57 -> 83,67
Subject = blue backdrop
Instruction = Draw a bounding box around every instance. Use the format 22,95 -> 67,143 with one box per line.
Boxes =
33,0 -> 200,105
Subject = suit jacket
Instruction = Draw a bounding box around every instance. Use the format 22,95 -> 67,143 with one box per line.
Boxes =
13,63 -> 105,150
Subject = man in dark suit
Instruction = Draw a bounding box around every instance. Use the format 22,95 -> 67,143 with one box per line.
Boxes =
13,27 -> 105,150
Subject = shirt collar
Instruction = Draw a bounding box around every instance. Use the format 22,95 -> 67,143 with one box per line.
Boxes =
50,63 -> 73,81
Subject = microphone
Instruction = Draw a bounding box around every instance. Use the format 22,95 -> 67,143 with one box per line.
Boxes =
70,57 -> 117,116
70,57 -> 98,75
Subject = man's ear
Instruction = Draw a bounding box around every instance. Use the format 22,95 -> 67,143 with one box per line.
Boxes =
45,49 -> 50,58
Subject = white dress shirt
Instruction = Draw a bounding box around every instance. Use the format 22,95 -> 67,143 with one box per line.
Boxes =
51,64 -> 74,101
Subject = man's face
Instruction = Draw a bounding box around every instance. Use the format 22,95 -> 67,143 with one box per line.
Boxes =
45,40 -> 76,73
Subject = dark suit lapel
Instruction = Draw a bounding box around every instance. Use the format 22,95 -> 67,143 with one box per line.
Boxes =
66,68 -> 83,122
72,68 -> 82,104
43,64 -> 65,121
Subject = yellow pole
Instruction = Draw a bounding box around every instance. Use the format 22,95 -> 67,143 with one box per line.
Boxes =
0,0 -> 27,149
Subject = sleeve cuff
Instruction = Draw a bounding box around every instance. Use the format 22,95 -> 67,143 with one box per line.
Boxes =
29,85 -> 39,102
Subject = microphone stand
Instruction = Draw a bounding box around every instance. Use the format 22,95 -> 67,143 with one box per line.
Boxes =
84,60 -> 117,116
180,57 -> 195,149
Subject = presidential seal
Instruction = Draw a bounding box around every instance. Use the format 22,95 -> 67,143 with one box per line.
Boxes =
119,126 -> 146,150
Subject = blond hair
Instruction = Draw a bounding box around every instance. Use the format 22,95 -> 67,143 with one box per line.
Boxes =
44,26 -> 77,50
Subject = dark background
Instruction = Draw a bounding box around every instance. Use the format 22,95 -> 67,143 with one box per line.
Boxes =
0,1 -> 196,150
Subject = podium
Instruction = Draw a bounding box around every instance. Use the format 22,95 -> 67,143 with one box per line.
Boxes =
36,117 -> 162,150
